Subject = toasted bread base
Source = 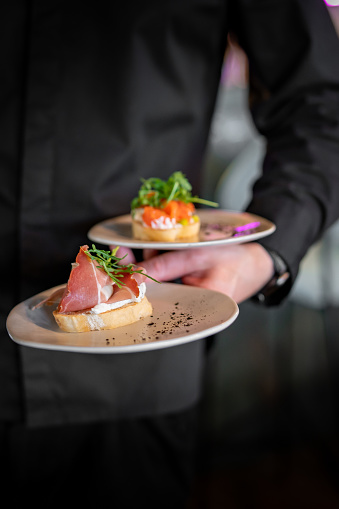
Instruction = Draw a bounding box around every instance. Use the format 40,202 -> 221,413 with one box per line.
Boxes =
132,217 -> 200,242
53,296 -> 153,333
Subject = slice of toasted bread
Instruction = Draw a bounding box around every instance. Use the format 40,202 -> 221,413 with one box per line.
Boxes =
53,296 -> 153,333
131,217 -> 200,242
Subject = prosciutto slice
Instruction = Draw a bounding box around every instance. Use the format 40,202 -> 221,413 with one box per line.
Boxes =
57,245 -> 147,313
105,271 -> 147,304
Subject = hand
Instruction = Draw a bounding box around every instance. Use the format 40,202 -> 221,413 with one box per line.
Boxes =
139,243 -> 274,304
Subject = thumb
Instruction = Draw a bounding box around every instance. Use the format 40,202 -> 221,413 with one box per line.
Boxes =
140,249 -> 209,282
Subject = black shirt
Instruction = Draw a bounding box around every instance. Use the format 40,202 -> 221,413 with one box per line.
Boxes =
1,0 -> 339,425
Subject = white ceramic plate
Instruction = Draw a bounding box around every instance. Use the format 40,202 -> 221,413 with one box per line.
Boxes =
87,209 -> 275,249
6,283 -> 239,354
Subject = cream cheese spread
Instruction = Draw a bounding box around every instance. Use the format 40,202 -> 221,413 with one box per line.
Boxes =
90,282 -> 146,315
132,207 -> 182,230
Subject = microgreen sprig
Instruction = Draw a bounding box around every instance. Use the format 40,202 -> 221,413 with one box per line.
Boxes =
85,245 -> 159,287
131,171 -> 219,210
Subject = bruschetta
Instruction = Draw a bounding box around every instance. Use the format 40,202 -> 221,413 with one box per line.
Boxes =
52,245 -> 154,332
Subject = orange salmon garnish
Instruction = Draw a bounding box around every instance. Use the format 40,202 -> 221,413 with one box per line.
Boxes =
162,200 -> 195,221
142,206 -> 171,227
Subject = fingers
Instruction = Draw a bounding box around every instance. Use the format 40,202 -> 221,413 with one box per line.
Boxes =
143,248 -> 159,260
182,266 -> 238,297
109,245 -> 136,264
140,248 -> 211,282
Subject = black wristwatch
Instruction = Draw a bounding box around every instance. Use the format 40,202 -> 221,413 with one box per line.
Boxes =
252,249 -> 290,304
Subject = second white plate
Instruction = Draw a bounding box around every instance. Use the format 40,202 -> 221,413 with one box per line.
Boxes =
87,209 -> 275,249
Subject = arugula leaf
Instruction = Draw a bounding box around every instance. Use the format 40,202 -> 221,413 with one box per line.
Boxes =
85,245 -> 160,287
131,171 -> 218,210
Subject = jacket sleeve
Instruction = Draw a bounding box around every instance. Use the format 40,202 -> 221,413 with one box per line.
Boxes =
230,0 -> 339,304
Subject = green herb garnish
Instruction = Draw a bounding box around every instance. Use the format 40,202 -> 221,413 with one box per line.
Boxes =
85,245 -> 160,287
130,171 -> 218,210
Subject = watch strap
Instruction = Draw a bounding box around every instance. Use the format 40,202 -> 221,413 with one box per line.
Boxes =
252,249 -> 290,304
